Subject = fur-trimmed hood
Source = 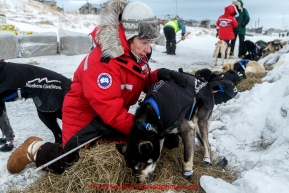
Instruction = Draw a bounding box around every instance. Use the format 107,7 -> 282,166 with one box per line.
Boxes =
232,0 -> 243,12
95,0 -> 129,58
93,0 -> 159,58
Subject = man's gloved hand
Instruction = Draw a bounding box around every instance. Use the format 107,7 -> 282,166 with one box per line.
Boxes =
181,36 -> 185,40
158,68 -> 188,88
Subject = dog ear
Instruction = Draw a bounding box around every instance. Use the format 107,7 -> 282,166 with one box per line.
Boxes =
116,144 -> 127,155
138,141 -> 154,154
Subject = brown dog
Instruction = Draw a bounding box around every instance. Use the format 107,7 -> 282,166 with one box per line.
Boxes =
267,40 -> 283,52
213,40 -> 231,66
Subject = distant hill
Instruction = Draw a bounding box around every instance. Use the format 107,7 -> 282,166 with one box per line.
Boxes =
0,0 -> 99,34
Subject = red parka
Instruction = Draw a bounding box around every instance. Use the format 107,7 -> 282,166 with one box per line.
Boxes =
62,25 -> 159,146
216,5 -> 238,40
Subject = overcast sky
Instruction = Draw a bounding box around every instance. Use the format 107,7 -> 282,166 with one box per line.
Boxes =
56,0 -> 289,30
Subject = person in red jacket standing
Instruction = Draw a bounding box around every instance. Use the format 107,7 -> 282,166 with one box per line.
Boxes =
7,0 -> 187,174
216,4 -> 239,56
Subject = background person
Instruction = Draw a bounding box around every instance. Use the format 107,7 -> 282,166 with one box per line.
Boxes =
216,4 -> 239,55
230,0 -> 250,59
163,18 -> 186,55
7,0 -> 187,174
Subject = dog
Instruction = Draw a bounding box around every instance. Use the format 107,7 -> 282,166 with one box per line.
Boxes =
116,73 -> 214,183
222,59 -> 265,79
195,68 -> 239,104
243,40 -> 268,61
213,40 -> 231,66
267,40 -> 283,52
243,40 -> 261,61
0,61 -> 71,151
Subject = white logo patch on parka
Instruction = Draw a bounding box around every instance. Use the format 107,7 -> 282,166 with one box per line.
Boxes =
97,73 -> 112,89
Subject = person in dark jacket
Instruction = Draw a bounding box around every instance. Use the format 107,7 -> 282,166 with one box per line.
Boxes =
0,61 -> 71,152
230,0 -> 250,59
163,18 -> 186,55
7,1 -> 188,174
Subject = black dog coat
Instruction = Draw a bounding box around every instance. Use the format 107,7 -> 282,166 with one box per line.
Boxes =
0,61 -> 71,112
143,74 -> 214,131
195,68 -> 238,104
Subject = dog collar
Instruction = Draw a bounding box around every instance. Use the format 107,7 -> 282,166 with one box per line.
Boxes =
140,122 -> 158,134
144,96 -> 160,119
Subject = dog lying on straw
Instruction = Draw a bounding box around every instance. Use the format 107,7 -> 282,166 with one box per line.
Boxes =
213,40 -> 231,66
116,73 -> 214,183
267,40 -> 283,52
222,59 -> 265,79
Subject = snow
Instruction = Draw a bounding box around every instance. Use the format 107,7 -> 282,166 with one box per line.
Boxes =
1,0 -> 289,193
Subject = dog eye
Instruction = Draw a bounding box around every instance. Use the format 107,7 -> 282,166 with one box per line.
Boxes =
134,166 -> 139,170
147,159 -> 153,164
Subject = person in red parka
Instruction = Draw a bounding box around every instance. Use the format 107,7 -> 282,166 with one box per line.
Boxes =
7,0 -> 188,174
216,4 -> 239,52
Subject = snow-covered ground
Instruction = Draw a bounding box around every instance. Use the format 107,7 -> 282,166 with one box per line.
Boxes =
1,0 -> 289,193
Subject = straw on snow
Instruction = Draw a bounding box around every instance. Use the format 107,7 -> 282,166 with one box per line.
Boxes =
9,139 -> 238,193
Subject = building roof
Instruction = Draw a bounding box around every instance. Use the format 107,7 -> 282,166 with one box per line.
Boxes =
79,3 -> 101,10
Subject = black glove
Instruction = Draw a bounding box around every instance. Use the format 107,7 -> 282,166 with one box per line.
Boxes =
158,68 -> 188,88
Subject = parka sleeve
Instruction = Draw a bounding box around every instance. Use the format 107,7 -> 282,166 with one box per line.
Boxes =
232,18 -> 238,28
142,68 -> 159,93
178,21 -> 186,36
82,64 -> 134,135
216,18 -> 220,26
242,9 -> 250,26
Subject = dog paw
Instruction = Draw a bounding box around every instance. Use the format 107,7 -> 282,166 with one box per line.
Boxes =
216,157 -> 228,169
203,157 -> 212,166
183,170 -> 193,181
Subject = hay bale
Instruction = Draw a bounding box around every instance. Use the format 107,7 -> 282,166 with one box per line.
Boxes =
9,140 -> 238,193
18,32 -> 58,58
0,32 -> 18,59
59,29 -> 93,56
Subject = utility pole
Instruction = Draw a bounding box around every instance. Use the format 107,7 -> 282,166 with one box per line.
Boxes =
258,18 -> 260,28
176,0 -> 178,17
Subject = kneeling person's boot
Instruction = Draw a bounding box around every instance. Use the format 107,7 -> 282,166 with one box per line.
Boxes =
7,136 -> 44,174
0,141 -> 14,152
164,134 -> 179,149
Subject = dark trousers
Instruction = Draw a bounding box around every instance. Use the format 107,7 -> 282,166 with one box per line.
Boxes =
164,27 -> 176,54
0,102 -> 14,141
35,116 -> 126,174
230,34 -> 245,57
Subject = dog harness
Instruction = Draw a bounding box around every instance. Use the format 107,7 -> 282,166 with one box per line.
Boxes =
212,86 -> 225,93
141,96 -> 197,134
1,89 -> 26,102
237,59 -> 250,70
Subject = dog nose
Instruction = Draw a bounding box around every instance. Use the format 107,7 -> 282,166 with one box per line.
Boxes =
145,177 -> 152,183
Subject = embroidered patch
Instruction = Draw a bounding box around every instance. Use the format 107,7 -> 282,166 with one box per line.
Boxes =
220,21 -> 228,27
97,73 -> 112,89
153,80 -> 165,91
